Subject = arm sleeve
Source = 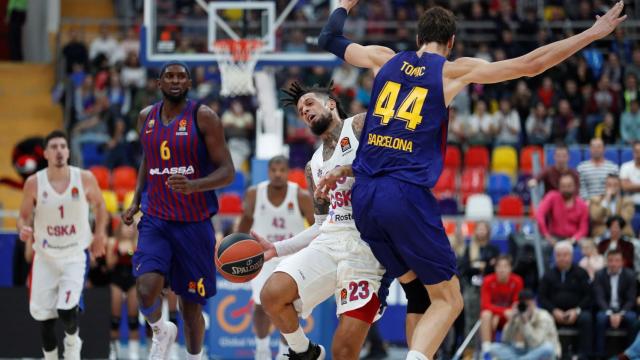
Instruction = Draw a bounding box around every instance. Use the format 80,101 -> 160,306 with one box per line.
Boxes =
317,8 -> 352,60
535,193 -> 552,236
273,215 -> 326,257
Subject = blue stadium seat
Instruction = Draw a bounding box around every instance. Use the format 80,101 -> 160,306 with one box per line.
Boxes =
568,146 -> 583,169
633,214 -> 640,236
491,220 -> 516,242
488,173 -> 512,204
621,148 -> 633,165
81,143 -> 105,168
514,174 -> 532,205
521,219 -> 538,236
219,171 -> 246,196
545,146 -> 555,166
604,147 -> 620,165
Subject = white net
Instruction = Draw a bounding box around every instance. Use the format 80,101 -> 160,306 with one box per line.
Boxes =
213,40 -> 262,97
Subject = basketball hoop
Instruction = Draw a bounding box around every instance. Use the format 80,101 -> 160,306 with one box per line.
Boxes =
213,39 -> 263,97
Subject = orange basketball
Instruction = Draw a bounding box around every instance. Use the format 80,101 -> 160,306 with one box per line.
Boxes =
215,233 -> 264,283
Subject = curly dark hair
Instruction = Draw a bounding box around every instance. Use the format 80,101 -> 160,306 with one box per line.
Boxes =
281,81 -> 348,119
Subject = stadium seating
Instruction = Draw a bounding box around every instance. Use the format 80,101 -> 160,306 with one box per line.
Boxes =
465,194 -> 493,219
218,193 -> 243,215
81,143 -> 105,168
220,171 -> 246,196
491,146 -> 518,178
582,147 -> 620,165
497,195 -> 525,217
287,168 -> 307,189
488,173 -> 512,204
112,166 -> 137,202
433,167 -> 457,198
464,146 -> 490,168
102,190 -> 119,214
513,174 -> 533,205
621,147 -> 633,164
89,165 -> 110,190
519,145 -> 543,174
122,191 -> 135,210
568,146 -> 583,169
443,220 -> 457,237
544,145 -> 555,166
461,220 -> 476,239
444,146 -> 462,169
461,167 -> 486,204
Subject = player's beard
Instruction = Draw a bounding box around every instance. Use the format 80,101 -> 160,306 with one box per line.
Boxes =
310,113 -> 332,136
162,88 -> 188,103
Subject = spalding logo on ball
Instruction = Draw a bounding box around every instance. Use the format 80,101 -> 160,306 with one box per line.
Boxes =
215,233 -> 264,283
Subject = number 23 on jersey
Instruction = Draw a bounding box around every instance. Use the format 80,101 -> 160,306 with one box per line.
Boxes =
373,81 -> 428,131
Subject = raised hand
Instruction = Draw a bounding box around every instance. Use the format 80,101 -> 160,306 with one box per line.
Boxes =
590,1 -> 627,40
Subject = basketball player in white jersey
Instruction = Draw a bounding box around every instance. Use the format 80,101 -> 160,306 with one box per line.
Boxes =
253,82 -> 389,360
236,155 -> 315,360
17,130 -> 108,360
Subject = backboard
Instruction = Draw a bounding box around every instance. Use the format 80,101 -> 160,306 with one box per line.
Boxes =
141,0 -> 341,68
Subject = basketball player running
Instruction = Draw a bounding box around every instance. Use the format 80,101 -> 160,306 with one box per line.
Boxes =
236,155 -> 315,360
317,1 -> 627,359
17,130 -> 108,360
121,61 -> 235,360
253,82 -> 391,360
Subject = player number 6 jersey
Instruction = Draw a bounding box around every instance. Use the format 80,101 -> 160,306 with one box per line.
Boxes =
310,116 -> 359,233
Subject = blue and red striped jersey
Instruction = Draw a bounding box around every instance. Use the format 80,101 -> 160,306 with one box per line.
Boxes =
352,51 -> 449,188
140,99 -> 219,221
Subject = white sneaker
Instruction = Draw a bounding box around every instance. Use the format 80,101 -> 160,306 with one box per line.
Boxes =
43,348 -> 59,360
169,343 -> 180,360
129,339 -> 141,360
276,342 -> 288,360
63,335 -> 82,360
108,341 -> 118,360
149,322 -> 177,360
255,348 -> 272,360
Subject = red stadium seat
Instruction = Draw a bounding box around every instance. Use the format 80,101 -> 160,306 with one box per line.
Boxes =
461,167 -> 486,204
287,168 -> 307,189
520,145 -> 543,174
219,193 -> 243,215
497,195 -> 524,217
433,167 -> 457,198
112,166 -> 137,190
443,220 -> 457,237
464,146 -> 490,168
89,165 -> 110,190
444,146 -> 461,170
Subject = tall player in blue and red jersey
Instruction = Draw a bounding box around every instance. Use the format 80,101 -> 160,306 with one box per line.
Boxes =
317,1 -> 627,359
121,61 -> 235,360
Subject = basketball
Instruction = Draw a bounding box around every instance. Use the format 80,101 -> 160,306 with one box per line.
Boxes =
215,232 -> 264,283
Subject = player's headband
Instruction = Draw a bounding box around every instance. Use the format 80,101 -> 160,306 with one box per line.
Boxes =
159,60 -> 191,79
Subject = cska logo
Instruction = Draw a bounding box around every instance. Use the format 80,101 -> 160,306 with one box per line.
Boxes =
287,202 -> 294,212
71,187 -> 79,200
340,137 -> 351,153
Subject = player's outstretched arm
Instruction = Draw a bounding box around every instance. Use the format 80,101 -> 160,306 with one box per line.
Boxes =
236,186 -> 257,233
82,170 -> 108,257
318,0 -> 395,73
17,175 -> 37,243
446,1 -> 626,103
122,107 -> 151,225
167,105 -> 235,194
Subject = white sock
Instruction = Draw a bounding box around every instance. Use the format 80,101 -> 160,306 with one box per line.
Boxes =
186,350 -> 202,360
277,341 -> 288,355
64,329 -> 79,343
482,341 -> 492,353
282,326 -> 309,353
43,348 -> 58,360
406,350 -> 429,360
129,339 -> 140,352
149,318 -> 167,334
256,336 -> 270,352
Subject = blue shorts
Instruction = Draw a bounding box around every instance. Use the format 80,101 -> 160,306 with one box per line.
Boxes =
133,215 -> 217,305
352,176 -> 458,285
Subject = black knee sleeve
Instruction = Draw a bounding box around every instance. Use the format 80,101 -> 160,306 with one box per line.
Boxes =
41,319 -> 57,352
111,316 -> 121,331
401,278 -> 430,314
128,316 -> 139,330
57,306 -> 79,334
169,310 -> 179,325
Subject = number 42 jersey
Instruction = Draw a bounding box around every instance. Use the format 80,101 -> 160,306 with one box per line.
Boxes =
353,51 -> 448,188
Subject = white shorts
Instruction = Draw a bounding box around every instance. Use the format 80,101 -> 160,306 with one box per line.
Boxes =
274,231 -> 385,319
29,252 -> 88,321
250,257 -> 282,305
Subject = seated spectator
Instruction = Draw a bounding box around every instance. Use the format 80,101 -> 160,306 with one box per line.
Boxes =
459,221 -> 500,335
528,144 -> 580,194
621,141 -> 640,212
595,112 -> 618,145
593,248 -> 637,357
479,255 -> 524,359
589,173 -> 635,238
447,106 -> 467,146
62,29 -> 88,75
538,241 -> 593,360
494,98 -> 521,147
467,100 -> 497,146
597,216 -> 635,269
621,100 -> 640,144
579,238 -> 605,281
578,137 -> 619,200
221,100 -> 254,169
551,99 -> 579,144
489,289 -> 560,360
535,173 -> 589,246
89,23 -> 119,64
525,102 -> 552,146
120,52 -> 146,89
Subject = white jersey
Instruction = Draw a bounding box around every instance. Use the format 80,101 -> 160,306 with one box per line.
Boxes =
310,116 -> 358,233
252,181 -> 306,243
33,166 -> 91,259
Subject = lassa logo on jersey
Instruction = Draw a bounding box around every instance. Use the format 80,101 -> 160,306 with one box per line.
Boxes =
149,165 -> 195,176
